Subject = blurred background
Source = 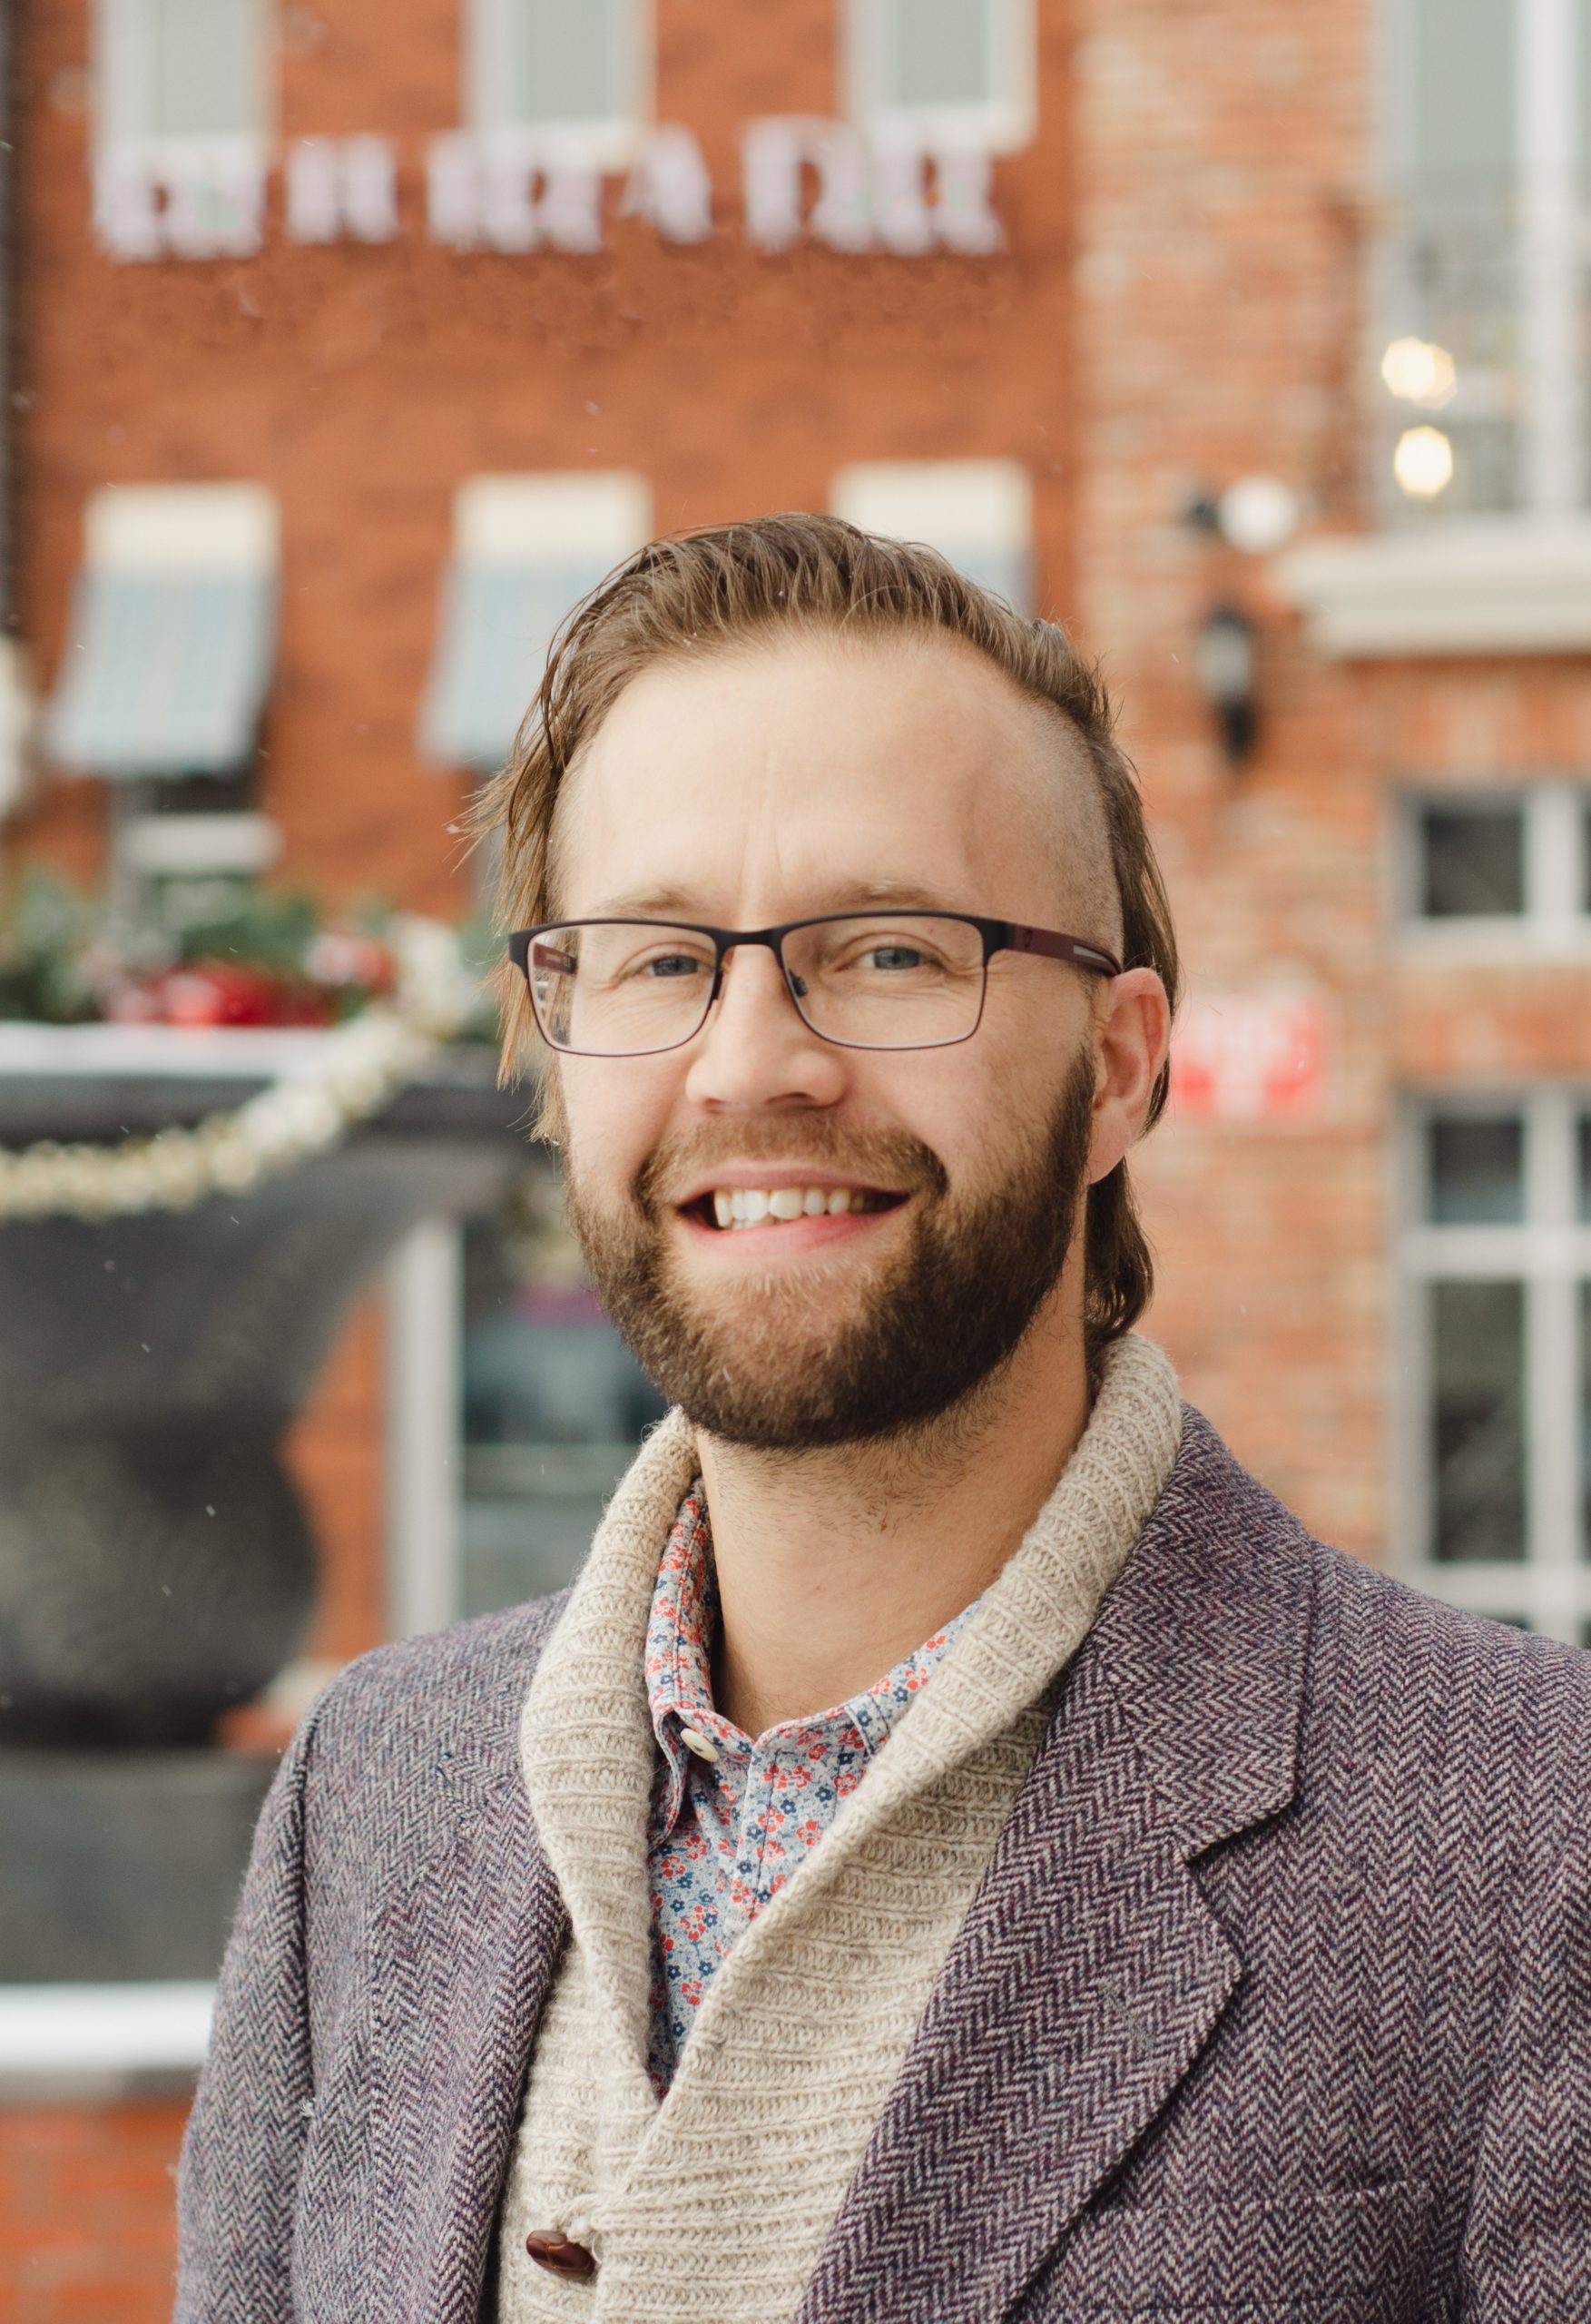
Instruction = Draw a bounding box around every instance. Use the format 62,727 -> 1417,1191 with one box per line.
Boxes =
2,0 -> 1589,2310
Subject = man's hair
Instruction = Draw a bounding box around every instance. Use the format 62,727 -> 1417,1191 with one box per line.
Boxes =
479,511 -> 1181,1363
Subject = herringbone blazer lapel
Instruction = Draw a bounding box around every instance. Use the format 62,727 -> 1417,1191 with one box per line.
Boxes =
794,1411 -> 1317,2324
368,1740 -> 570,2323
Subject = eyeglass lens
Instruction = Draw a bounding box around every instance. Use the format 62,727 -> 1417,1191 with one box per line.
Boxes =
526,917 -> 988,1055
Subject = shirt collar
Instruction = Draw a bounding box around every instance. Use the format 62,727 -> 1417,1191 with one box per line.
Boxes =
643,1485 -> 979,1836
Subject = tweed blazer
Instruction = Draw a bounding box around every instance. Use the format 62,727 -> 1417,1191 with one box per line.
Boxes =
175,1410 -> 1591,2322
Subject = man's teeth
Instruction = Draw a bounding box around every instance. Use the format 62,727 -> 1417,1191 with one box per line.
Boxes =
707,1186 -> 878,1230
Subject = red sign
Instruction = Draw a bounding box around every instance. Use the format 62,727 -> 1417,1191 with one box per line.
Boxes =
1168,992 -> 1331,1123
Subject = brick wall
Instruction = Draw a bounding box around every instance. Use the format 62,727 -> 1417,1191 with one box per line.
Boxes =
0,2099 -> 186,2323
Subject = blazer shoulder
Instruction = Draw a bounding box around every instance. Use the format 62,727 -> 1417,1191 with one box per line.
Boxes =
1310,1536 -> 1591,1854
1317,1534 -> 1591,1708
295,1590 -> 571,1845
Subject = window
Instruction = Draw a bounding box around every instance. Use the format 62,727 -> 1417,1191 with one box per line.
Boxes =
96,0 -> 267,148
830,459 -> 1035,612
466,0 -> 646,166
384,1178 -> 665,1633
846,0 -> 1035,152
42,484 -> 280,921
1399,784 -> 1591,948
93,0 -> 270,257
458,1180 -> 665,1619
1379,0 -> 1591,518
419,473 -> 653,831
1397,1090 -> 1591,1640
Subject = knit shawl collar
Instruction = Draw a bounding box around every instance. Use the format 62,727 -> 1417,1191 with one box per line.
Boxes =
516,1333 -> 1184,2121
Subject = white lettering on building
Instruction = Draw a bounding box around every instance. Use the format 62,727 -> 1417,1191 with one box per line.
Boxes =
92,122 -> 1001,263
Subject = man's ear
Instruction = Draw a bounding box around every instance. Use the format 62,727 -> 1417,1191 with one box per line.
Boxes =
1086,969 -> 1172,1187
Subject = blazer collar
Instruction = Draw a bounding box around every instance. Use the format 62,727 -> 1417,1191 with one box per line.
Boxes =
795,1406 -> 1320,2324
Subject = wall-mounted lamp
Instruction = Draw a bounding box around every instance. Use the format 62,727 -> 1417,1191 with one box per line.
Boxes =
1182,474 -> 1301,555
1195,602 -> 1258,767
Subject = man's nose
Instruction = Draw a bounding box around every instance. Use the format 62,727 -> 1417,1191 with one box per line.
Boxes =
682,941 -> 847,1110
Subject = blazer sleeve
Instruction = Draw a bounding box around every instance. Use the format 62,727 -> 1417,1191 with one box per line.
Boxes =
1457,1807 -> 1591,2317
173,1705 -> 320,2324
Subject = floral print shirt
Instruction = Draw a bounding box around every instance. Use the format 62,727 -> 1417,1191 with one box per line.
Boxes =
643,1483 -> 976,2096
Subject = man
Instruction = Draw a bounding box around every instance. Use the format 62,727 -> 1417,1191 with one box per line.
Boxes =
177,517 -> 1590,2322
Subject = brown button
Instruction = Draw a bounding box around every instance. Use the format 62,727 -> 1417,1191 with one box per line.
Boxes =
525,2230 -> 597,2281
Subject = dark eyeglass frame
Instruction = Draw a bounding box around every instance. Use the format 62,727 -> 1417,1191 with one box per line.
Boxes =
506,911 -> 1124,1058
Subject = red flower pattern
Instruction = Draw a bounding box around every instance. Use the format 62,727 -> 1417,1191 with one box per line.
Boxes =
642,1484 -> 976,2096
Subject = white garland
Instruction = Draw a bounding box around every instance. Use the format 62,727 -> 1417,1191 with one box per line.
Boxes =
0,917 -> 486,1224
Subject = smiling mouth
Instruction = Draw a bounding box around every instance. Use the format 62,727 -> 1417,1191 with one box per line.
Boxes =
681,1184 -> 908,1233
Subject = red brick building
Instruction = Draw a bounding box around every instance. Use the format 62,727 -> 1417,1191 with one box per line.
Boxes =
5,0 -> 1591,2309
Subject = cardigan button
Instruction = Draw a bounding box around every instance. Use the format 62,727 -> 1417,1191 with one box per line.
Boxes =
525,2230 -> 597,2281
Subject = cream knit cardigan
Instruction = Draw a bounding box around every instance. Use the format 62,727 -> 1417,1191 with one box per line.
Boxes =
496,1333 -> 1183,2324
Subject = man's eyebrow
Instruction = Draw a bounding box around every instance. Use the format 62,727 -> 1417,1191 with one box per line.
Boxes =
575,878 -> 954,921
578,887 -> 704,919
811,879 -> 949,911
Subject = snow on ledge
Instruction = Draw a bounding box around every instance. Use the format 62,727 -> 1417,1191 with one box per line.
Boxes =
1275,518 -> 1591,659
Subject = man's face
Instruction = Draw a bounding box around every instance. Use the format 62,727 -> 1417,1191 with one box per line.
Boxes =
550,630 -> 1127,1448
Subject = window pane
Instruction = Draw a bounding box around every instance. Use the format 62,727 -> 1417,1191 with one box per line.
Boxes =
1418,804 -> 1526,917
1411,0 -> 1517,198
1427,1114 -> 1525,1223
513,0 -> 621,126
460,1176 -> 664,1619
1394,0 -> 1519,516
1430,1278 -> 1527,1561
1582,0 -> 1591,211
151,0 -> 262,140
882,0 -> 995,109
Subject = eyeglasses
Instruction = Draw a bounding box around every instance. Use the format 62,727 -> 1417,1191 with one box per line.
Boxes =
506,911 -> 1123,1058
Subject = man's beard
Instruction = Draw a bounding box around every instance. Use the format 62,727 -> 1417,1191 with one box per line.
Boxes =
564,1043 -> 1098,1452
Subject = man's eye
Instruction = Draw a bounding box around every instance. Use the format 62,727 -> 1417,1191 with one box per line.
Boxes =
865,946 -> 929,971
641,953 -> 705,979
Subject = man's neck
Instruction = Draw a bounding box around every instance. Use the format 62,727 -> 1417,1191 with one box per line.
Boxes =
697,1293 -> 1094,1737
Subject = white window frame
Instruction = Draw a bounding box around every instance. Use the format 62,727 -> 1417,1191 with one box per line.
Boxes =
93,0 -> 272,260
93,0 -> 270,160
845,0 -> 1036,153
1393,1086 -> 1591,1642
385,1221 -> 465,1639
1378,0 -> 1586,517
466,0 -> 650,169
1393,780 -> 1591,962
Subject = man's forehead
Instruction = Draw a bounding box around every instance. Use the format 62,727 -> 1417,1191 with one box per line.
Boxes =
553,630 -> 1115,935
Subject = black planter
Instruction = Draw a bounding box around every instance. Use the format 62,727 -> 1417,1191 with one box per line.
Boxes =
0,1037 -> 530,1747
0,1031 -> 534,1984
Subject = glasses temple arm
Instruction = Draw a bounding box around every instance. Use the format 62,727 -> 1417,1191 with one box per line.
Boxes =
1003,923 -> 1124,978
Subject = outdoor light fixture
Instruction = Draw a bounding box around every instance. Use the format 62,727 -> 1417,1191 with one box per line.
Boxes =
1196,602 -> 1259,766
1182,474 -> 1300,555
1215,475 -> 1300,555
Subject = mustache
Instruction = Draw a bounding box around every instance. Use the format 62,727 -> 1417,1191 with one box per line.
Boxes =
634,1120 -> 950,1213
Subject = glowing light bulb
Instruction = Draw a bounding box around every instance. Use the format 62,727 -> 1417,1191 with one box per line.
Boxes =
1380,337 -> 1458,409
1393,425 -> 1455,499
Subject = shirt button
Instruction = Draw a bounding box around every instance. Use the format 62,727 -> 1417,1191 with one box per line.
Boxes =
525,2230 -> 596,2280
679,1725 -> 721,1764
